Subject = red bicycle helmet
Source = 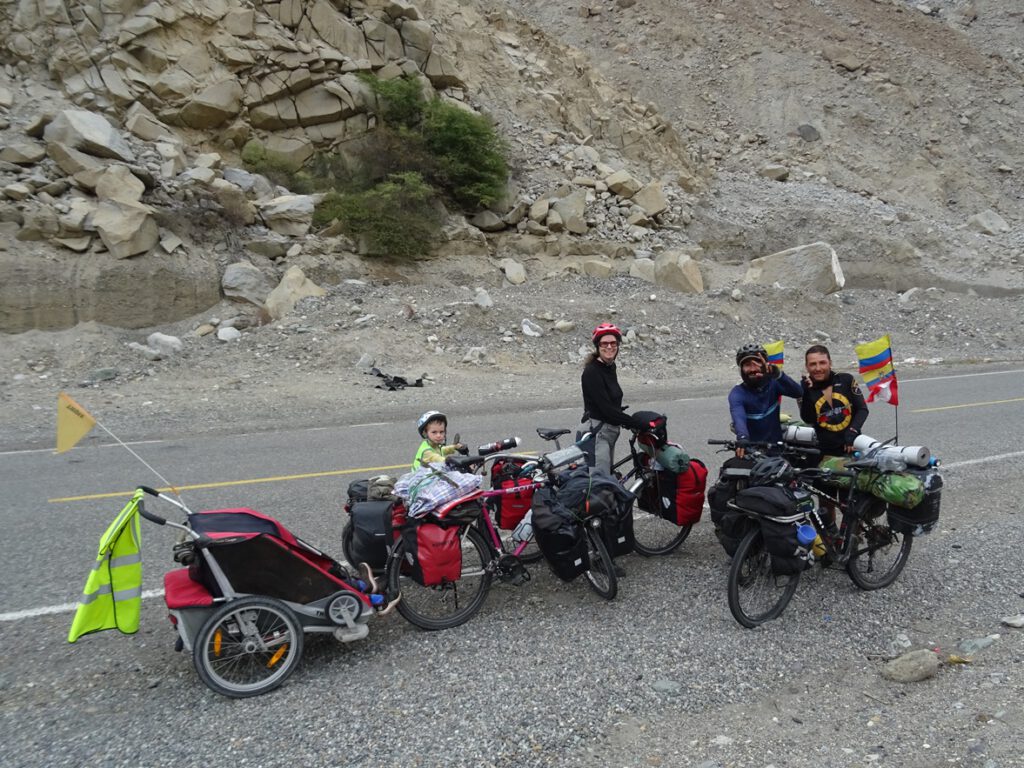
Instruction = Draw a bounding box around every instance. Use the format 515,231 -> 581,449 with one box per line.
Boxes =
592,322 -> 623,346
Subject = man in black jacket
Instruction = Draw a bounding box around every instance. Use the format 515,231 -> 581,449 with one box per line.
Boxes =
800,344 -> 869,457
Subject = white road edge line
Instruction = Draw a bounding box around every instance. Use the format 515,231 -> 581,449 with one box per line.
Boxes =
1,588 -> 165,622
941,450 -> 1024,470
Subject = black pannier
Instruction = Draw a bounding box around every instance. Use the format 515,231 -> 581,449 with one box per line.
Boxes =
346,478 -> 369,509
709,457 -> 756,555
532,488 -> 588,581
887,469 -> 943,535
731,486 -> 811,575
349,500 -> 396,572
601,504 -> 635,558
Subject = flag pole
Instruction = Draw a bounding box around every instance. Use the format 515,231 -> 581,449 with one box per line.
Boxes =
892,341 -> 899,444
92,420 -> 183,501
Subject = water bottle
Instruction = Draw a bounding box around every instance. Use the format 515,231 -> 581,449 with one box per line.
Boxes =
478,436 -> 521,455
511,509 -> 534,543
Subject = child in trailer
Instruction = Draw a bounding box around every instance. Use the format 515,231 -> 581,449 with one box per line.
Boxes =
412,410 -> 466,470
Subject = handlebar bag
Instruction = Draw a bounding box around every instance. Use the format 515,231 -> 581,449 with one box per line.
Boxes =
400,519 -> 462,586
532,489 -> 588,582
489,458 -> 533,529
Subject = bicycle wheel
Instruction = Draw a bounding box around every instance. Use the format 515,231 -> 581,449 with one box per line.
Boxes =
387,524 -> 494,631
583,523 -> 617,600
193,596 -> 304,698
846,500 -> 913,591
727,528 -> 800,628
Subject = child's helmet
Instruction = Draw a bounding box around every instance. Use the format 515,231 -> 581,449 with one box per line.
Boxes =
417,410 -> 447,438
592,322 -> 622,346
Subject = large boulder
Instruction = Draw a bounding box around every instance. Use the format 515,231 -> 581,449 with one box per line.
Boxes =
654,250 -> 703,293
222,262 -> 274,305
263,266 -> 327,320
92,200 -> 159,259
257,195 -> 315,236
179,80 -> 244,129
744,241 -> 846,294
42,110 -> 135,162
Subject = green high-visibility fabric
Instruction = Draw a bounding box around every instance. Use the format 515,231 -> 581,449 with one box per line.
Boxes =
68,490 -> 144,643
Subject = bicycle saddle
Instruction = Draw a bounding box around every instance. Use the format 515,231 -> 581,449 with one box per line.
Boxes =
536,428 -> 571,441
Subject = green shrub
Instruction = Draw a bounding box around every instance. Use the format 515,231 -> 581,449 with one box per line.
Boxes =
315,172 -> 442,259
361,74 -> 425,129
421,100 -> 507,209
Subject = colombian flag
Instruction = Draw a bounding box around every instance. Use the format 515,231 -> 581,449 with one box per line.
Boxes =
763,340 -> 785,370
856,335 -> 899,405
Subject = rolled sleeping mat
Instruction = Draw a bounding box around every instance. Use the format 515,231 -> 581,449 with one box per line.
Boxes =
853,435 -> 931,468
879,444 -> 931,469
852,434 -> 882,454
783,424 -> 818,446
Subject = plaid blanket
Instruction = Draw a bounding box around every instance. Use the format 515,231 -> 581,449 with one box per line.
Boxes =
394,464 -> 482,518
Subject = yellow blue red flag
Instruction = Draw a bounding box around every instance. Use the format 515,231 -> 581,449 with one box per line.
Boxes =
856,335 -> 899,405
763,340 -> 785,369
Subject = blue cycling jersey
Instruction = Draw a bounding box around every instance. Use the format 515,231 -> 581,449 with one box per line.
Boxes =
728,372 -> 803,443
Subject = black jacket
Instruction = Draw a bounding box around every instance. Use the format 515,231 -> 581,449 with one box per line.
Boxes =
800,372 -> 869,456
581,359 -> 645,429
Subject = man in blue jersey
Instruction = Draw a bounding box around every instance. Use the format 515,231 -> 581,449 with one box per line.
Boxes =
728,343 -> 803,457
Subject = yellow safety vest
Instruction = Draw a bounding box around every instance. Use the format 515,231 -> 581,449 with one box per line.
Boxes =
68,490 -> 144,643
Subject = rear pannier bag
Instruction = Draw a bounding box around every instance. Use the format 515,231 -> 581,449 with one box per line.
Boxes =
857,470 -> 926,509
887,469 -> 942,535
532,489 -> 588,581
349,500 -> 396,572
400,521 -> 462,586
489,458 -> 533,530
638,459 -> 709,526
600,502 -> 635,558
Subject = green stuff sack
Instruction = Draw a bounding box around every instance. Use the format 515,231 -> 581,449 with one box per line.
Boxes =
855,470 -> 925,509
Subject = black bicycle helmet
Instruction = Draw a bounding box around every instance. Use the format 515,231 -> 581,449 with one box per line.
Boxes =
417,410 -> 447,438
736,343 -> 767,366
748,455 -> 793,486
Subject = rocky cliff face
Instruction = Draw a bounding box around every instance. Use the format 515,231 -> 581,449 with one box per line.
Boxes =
0,0 -> 1020,334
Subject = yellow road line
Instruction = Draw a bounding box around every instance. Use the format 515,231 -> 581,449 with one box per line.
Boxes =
912,396 -> 1024,414
48,463 -> 411,503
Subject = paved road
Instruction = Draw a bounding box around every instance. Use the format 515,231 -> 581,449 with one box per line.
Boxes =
1,364 -> 1022,767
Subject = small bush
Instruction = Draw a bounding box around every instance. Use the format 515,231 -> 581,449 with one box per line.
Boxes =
315,172 -> 442,259
421,100 -> 508,209
361,74 -> 425,129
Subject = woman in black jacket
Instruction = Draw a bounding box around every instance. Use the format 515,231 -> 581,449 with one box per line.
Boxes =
581,323 -> 646,474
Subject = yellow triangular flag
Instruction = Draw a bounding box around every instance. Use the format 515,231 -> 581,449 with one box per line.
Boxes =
56,392 -> 96,453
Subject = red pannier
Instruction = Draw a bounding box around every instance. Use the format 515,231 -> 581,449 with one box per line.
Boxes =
400,520 -> 462,586
489,458 -> 533,529
638,459 -> 709,526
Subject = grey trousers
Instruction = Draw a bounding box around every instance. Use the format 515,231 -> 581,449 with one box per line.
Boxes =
591,421 -> 621,475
